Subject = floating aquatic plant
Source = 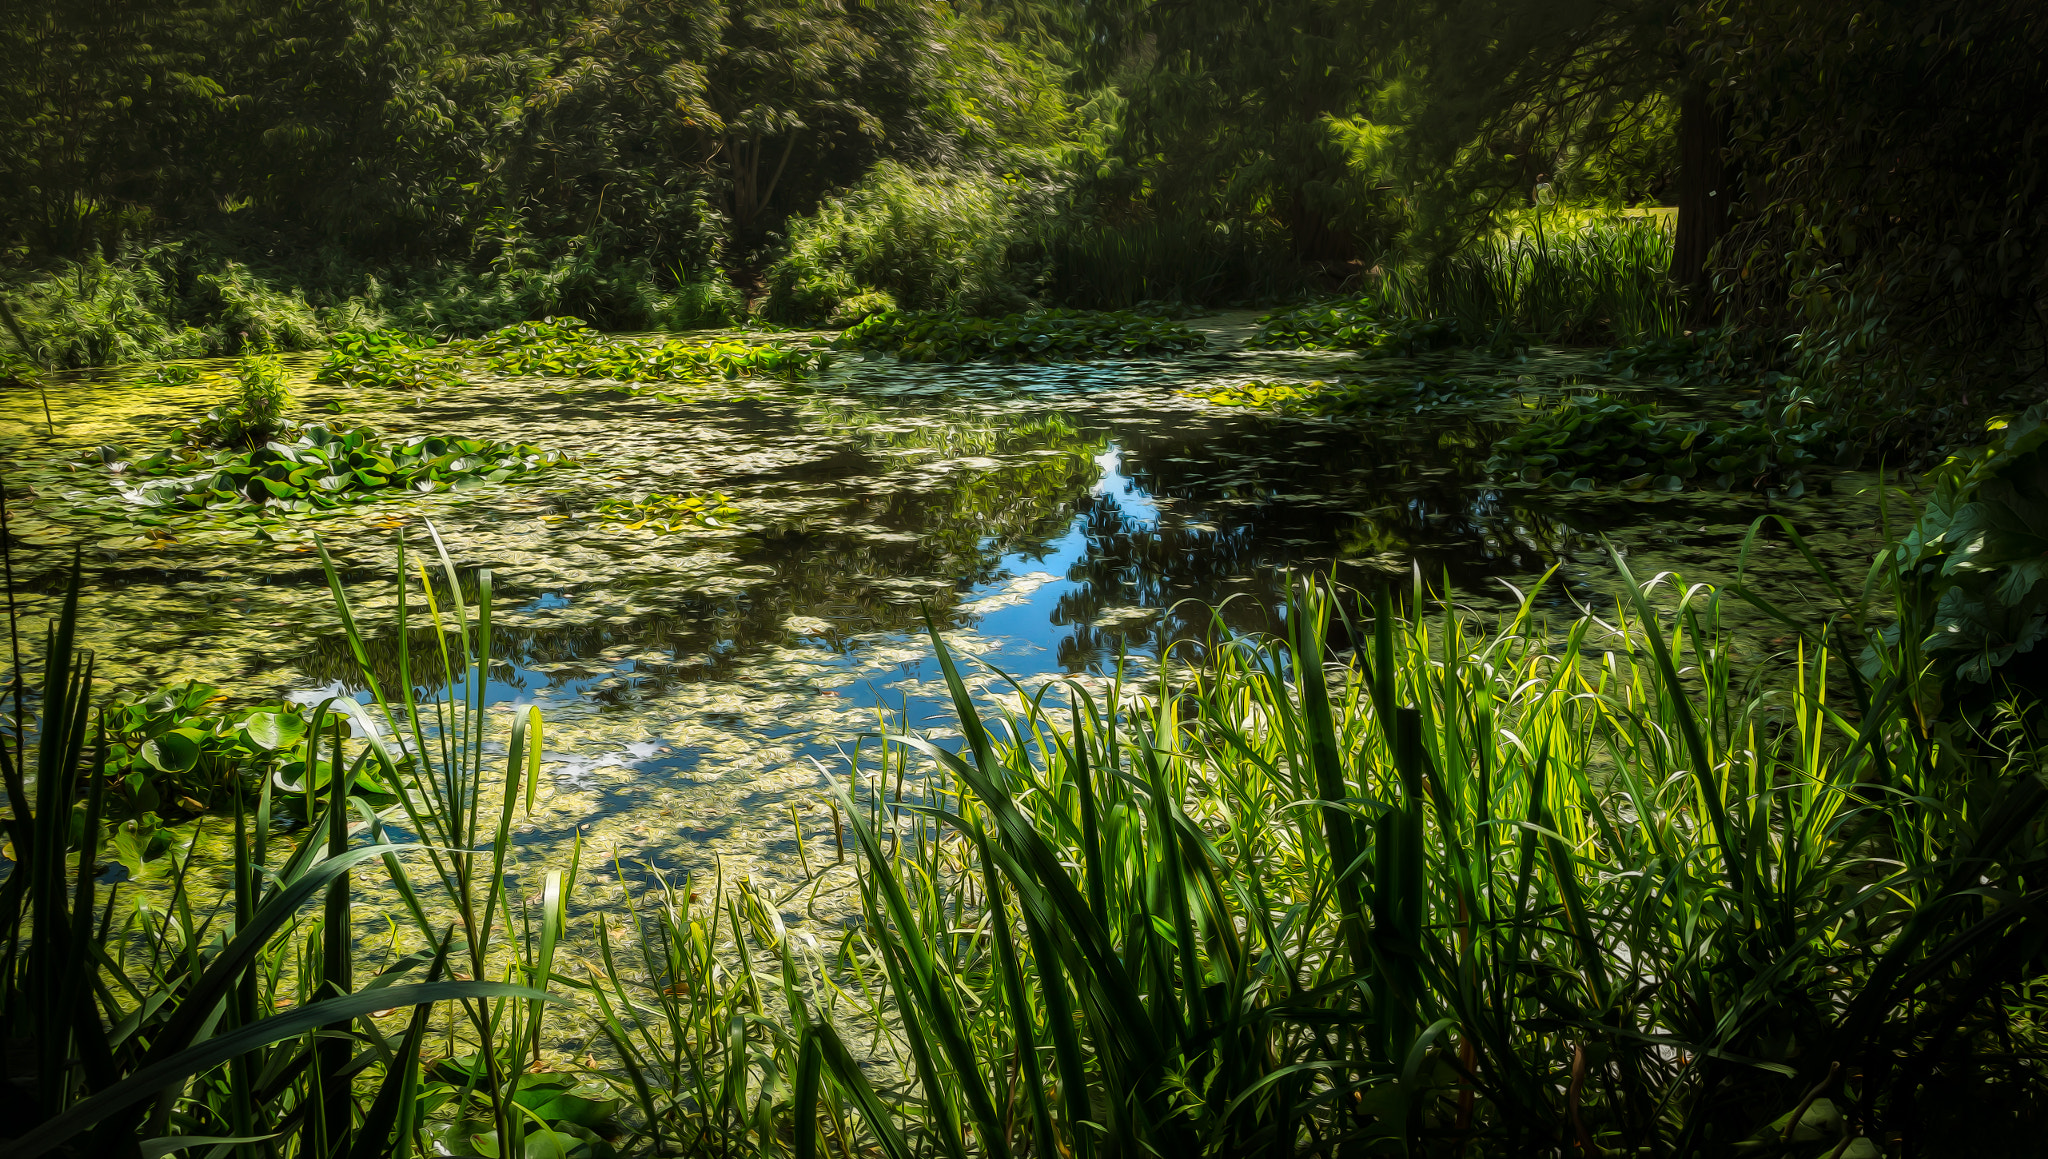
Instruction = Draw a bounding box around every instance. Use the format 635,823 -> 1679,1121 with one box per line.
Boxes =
316,316 -> 825,396
114,424 -> 569,512
476,316 -> 825,383
1486,391 -> 1826,494
1245,298 -> 1463,357
592,490 -> 744,532
318,327 -> 464,389
836,308 -> 1207,363
143,361 -> 206,387
100,681 -> 391,821
1188,373 -> 1494,415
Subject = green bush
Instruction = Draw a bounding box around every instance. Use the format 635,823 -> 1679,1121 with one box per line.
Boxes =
7,252 -> 208,367
192,261 -> 325,353
763,162 -> 1036,324
1887,405 -> 2048,687
836,307 -> 1206,363
651,273 -> 745,330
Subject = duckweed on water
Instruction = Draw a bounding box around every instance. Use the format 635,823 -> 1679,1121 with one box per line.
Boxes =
835,308 -> 1207,363
592,490 -> 745,532
113,424 -> 570,512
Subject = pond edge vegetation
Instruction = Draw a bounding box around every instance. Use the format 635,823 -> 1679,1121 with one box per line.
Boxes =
4,466 -> 2044,1155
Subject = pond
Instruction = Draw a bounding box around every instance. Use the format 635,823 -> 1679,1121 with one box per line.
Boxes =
0,312 -> 1905,904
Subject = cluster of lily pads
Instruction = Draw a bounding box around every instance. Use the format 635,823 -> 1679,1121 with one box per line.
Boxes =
112,424 -> 569,513
1245,298 -> 1463,358
477,317 -> 825,383
1188,373 -> 1495,415
593,490 -> 744,532
316,317 -> 825,395
1486,392 -> 1825,494
103,682 -> 387,817
319,328 -> 464,389
836,308 -> 1207,363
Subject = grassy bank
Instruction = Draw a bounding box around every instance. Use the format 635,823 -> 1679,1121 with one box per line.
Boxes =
4,495 -> 2043,1155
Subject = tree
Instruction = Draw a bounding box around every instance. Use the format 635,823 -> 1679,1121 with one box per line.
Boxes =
1077,0 -> 1400,265
0,0 -> 220,258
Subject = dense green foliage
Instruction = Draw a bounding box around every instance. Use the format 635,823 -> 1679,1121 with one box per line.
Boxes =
1888,405 -> 2048,692
4,0 -> 2039,458
762,162 -> 1040,324
836,308 -> 1206,363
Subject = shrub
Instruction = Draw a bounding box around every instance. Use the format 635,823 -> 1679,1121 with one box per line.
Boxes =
1039,216 -> 1313,309
1886,404 -> 2048,690
192,261 -> 325,353
763,162 -> 1036,324
651,273 -> 745,330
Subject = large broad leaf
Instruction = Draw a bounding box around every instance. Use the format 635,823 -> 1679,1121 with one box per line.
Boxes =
238,709 -> 305,751
140,731 -> 201,773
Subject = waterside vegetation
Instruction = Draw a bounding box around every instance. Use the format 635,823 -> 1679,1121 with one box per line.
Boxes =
5,499 -> 2044,1155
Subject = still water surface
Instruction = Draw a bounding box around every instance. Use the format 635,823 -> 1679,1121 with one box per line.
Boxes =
0,320 -> 1902,897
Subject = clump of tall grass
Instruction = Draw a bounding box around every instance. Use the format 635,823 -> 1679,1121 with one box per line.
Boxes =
593,546 -> 2046,1157
0,522 -> 579,1158
11,508 -> 2043,1156
4,248 -> 326,368
1384,214 -> 1685,345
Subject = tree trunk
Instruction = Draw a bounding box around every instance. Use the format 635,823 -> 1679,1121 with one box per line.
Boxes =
1670,83 -> 1729,315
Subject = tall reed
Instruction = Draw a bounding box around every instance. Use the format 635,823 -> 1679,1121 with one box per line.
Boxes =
595,545 -> 2044,1156
1385,215 -> 1685,345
